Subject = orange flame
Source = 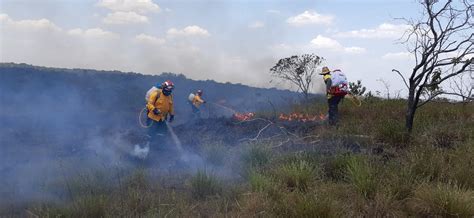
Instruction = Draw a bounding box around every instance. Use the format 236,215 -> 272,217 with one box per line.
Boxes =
232,112 -> 326,122
279,113 -> 326,122
233,112 -> 255,121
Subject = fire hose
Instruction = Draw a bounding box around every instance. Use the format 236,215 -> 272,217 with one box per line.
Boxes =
138,107 -> 153,128
138,107 -> 183,152
347,93 -> 362,107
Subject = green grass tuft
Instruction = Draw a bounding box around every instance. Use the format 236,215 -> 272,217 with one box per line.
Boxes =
346,156 -> 377,199
190,169 -> 222,200
276,160 -> 316,192
241,144 -> 271,172
410,182 -> 474,217
248,170 -> 275,192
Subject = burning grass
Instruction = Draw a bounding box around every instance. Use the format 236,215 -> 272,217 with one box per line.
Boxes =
232,112 -> 255,121
278,112 -> 326,122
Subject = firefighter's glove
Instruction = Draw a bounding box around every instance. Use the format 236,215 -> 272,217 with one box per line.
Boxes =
153,108 -> 161,115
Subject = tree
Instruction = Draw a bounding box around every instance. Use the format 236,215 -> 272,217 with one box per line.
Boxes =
445,66 -> 473,104
349,80 -> 367,96
393,0 -> 473,133
270,54 -> 324,100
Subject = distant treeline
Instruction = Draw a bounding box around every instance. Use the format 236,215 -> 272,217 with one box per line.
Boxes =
0,63 -> 302,137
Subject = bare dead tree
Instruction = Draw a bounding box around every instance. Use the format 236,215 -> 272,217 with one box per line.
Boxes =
270,54 -> 324,100
377,79 -> 392,99
446,65 -> 473,104
393,0 -> 473,133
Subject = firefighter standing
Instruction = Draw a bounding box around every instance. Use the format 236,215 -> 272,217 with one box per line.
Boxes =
191,90 -> 206,118
146,80 -> 175,147
320,67 -> 344,126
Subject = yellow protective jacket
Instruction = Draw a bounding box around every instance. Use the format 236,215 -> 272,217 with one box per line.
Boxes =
146,89 -> 174,122
192,95 -> 205,108
323,74 -> 333,99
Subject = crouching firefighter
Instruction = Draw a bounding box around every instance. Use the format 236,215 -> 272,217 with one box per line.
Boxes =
320,67 -> 348,126
146,80 -> 175,148
188,90 -> 206,119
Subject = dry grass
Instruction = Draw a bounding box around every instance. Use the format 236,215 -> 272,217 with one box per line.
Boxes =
3,100 -> 473,217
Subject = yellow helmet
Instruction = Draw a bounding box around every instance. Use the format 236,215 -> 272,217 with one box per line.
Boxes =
319,66 -> 331,75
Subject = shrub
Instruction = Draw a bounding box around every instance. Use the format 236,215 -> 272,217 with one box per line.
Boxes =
190,170 -> 222,199
375,119 -> 408,146
276,160 -> 316,191
241,144 -> 271,172
346,156 -> 376,199
248,170 -> 274,192
428,127 -> 461,149
323,154 -> 351,181
405,146 -> 447,182
448,142 -> 474,189
410,182 -> 474,217
383,162 -> 417,200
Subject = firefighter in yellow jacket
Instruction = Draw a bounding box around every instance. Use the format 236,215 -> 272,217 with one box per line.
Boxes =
320,67 -> 344,126
146,80 -> 175,147
191,90 -> 206,118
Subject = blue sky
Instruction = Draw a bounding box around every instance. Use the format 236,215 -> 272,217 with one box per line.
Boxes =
1,0 -> 423,95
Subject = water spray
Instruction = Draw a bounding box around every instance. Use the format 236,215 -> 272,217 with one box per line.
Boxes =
165,122 -> 183,152
165,122 -> 205,168
211,102 -> 238,114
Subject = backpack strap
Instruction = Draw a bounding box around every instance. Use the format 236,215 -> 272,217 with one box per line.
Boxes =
153,89 -> 173,105
154,89 -> 162,105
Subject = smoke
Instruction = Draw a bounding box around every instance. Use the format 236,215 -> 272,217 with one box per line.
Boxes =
132,143 -> 150,159
0,64 -> 301,211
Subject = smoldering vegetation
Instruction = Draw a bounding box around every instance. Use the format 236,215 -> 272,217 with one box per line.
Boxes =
0,63 -> 301,209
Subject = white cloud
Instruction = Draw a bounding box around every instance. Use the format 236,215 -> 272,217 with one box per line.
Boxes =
167,25 -> 210,38
0,13 -> 119,41
310,35 -> 365,54
335,23 -> 411,39
103,11 -> 148,24
249,21 -> 264,29
1,13 -> 124,71
68,28 -> 120,40
287,11 -> 334,26
134,33 -> 165,45
97,0 -> 160,14
0,13 -> 61,32
310,35 -> 341,50
382,52 -> 414,61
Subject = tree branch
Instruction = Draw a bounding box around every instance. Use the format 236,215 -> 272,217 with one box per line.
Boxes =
392,69 -> 410,89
